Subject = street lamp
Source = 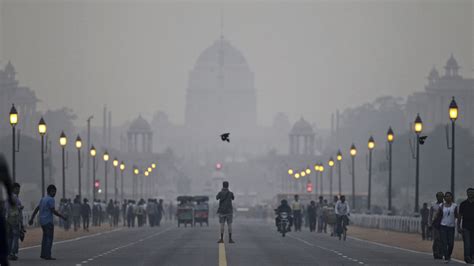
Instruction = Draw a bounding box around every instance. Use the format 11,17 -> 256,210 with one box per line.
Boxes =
75,135 -> 82,199
288,169 -> 294,175
328,157 -> 335,199
294,173 -> 300,179
90,145 -> 97,201
38,117 -> 47,197
133,167 -> 139,199
59,132 -> 67,199
9,104 -> 18,182
350,143 -> 357,210
413,114 -> 423,213
103,151 -> 109,201
305,168 -> 311,175
367,136 -> 375,212
387,127 -> 394,212
120,162 -> 125,201
319,164 -> 325,197
337,150 -> 342,196
151,163 -> 156,169
449,97 -> 458,197
113,158 -> 119,201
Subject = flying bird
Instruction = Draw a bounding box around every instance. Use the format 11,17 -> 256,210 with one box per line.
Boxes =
419,136 -> 428,145
220,133 -> 230,143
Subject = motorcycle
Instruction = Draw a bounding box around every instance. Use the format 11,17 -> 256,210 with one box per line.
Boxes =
278,212 -> 290,237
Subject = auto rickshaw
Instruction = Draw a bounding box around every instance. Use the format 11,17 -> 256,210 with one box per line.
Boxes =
193,196 -> 209,227
177,196 -> 194,227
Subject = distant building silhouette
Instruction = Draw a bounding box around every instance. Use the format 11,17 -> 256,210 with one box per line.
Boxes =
406,54 -> 474,132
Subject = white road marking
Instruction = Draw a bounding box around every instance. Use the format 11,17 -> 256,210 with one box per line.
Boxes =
78,227 -> 174,264
288,234 -> 365,265
19,228 -> 124,251
347,236 -> 464,264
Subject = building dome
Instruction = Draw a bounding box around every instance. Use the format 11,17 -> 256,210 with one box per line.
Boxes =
128,115 -> 152,133
290,117 -> 314,135
445,54 -> 459,69
195,37 -> 249,69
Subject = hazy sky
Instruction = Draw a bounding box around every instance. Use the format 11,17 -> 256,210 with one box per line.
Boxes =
1,0 -> 473,128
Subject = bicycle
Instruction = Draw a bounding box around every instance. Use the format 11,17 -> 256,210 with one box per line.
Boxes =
337,214 -> 349,241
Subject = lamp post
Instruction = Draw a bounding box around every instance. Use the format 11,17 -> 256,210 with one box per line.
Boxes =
120,162 -> 125,201
367,136 -> 375,211
449,97 -> 458,197
90,146 -> 97,201
314,164 -> 320,197
328,157 -> 335,199
288,168 -> 294,192
59,132 -> 67,199
103,151 -> 109,201
38,117 -> 47,197
133,167 -> 139,199
151,163 -> 157,193
144,170 -> 149,198
320,164 -> 325,197
350,144 -> 357,210
113,158 -> 119,201
337,150 -> 342,196
387,127 -> 394,212
9,104 -> 18,182
414,114 -> 423,213
305,168 -> 311,194
75,135 -> 82,199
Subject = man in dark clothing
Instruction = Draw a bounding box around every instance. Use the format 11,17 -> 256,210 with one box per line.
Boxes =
81,199 -> 91,232
420,203 -> 430,240
307,201 -> 317,232
216,181 -> 235,243
72,197 -> 82,231
0,155 -> 15,266
429,192 -> 444,260
458,188 -> 474,264
275,199 -> 293,232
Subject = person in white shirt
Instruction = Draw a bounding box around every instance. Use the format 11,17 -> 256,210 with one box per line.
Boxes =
437,192 -> 459,263
335,195 -> 350,238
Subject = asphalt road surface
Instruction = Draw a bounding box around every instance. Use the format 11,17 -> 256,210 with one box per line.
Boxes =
12,219 -> 463,266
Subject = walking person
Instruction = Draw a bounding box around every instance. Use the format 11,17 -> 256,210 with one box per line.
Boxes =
430,192 -> 445,260
420,203 -> 430,240
437,192 -> 458,263
81,198 -> 91,232
292,194 -> 303,232
156,199 -> 164,226
216,181 -> 235,243
0,155 -> 15,266
5,183 -> 24,261
146,199 -> 156,227
316,196 -> 324,233
458,188 -> 474,264
307,201 -> 317,232
72,197 -> 81,232
28,185 -> 67,260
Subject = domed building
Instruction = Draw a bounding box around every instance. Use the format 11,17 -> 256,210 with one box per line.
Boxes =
127,115 -> 153,153
289,117 -> 315,155
185,36 -> 257,135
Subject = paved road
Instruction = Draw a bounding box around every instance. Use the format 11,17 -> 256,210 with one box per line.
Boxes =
12,219 -> 463,266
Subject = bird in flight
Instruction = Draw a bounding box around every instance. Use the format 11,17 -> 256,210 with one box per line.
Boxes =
221,133 -> 230,142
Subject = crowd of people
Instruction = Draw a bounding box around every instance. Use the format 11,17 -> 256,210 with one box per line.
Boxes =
275,194 -> 350,239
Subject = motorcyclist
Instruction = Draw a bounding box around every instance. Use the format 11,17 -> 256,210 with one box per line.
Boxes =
275,199 -> 293,232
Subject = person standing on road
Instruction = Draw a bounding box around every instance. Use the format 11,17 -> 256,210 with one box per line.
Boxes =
429,191 -> 445,260
0,155 -> 15,266
316,196 -> 324,233
81,198 -> 91,232
292,194 -> 303,232
28,185 -> 67,260
458,188 -> 474,264
157,199 -> 165,226
146,199 -> 156,227
307,200 -> 317,232
420,203 -> 430,240
438,192 -> 458,263
5,183 -> 24,261
216,181 -> 235,244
